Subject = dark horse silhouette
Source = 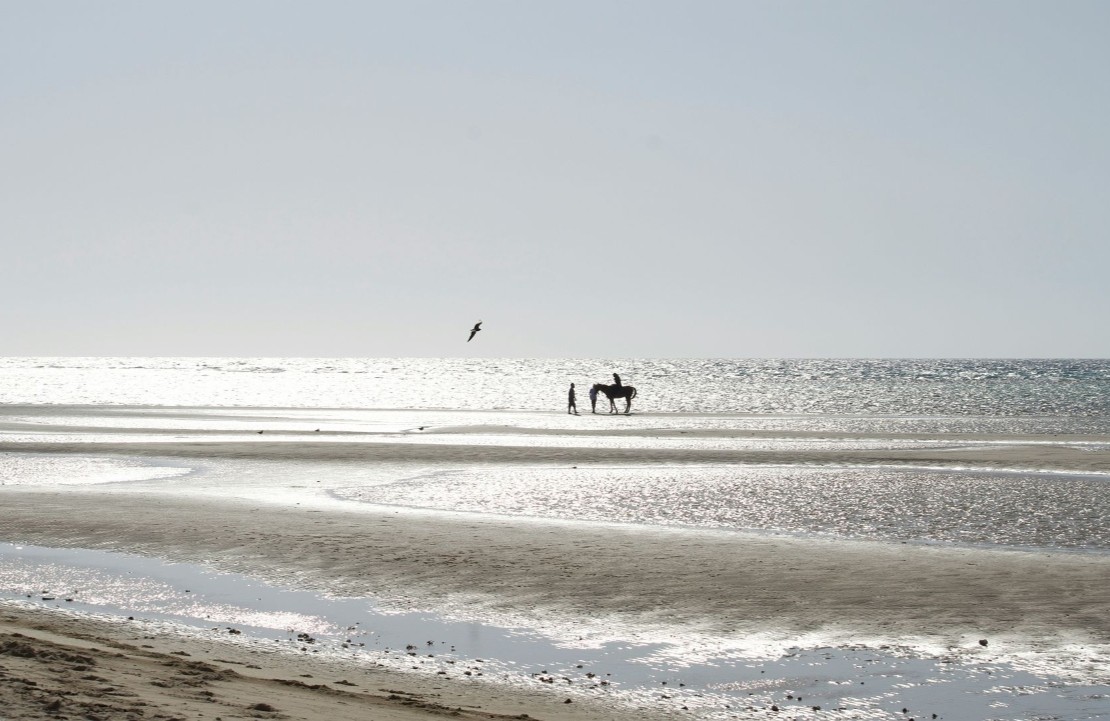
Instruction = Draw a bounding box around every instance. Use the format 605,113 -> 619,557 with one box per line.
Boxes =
592,383 -> 637,414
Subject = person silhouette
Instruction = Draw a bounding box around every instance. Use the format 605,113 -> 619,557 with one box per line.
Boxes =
568,383 -> 578,415
589,384 -> 598,413
612,373 -> 622,388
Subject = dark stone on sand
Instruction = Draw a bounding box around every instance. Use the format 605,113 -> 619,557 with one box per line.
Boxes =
979,638 -> 988,646
251,702 -> 277,711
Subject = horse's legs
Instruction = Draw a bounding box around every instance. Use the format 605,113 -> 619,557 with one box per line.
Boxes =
624,396 -> 631,414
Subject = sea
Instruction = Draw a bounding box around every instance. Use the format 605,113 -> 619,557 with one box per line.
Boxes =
2,357 -> 1109,424
2,357 -> 1109,720
3,357 -> 1110,550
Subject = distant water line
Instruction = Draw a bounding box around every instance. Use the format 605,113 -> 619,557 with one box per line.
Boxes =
1,358 -> 1109,425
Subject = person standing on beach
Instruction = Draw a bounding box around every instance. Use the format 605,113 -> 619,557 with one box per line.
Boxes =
568,383 -> 578,415
588,384 -> 598,413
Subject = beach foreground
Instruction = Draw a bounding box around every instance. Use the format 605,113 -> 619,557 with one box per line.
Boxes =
0,602 -> 609,721
4,488 -> 1109,655
2,401 -> 1110,719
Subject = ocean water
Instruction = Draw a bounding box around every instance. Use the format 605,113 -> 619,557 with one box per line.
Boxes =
2,356 -> 1109,423
3,357 -> 1110,718
3,357 -> 1110,552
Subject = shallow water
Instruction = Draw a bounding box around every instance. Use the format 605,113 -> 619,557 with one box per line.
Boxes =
2,359 -> 1109,719
3,543 -> 1107,721
332,464 -> 1110,551
4,404 -> 1109,553
0,452 -> 190,486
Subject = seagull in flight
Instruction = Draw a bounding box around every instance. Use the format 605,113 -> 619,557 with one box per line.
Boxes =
467,320 -> 482,342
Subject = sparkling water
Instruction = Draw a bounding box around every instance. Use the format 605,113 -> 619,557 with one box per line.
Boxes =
3,357 -> 1110,718
3,357 -> 1109,552
2,357 -> 1109,425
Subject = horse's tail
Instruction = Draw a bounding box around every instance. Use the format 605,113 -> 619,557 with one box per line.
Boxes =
630,387 -> 637,399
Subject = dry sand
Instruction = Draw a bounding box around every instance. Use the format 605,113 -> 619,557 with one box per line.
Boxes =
0,602 -> 616,721
3,434 -> 1110,719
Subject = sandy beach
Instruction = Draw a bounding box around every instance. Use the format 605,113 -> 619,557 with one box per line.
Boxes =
0,601 -> 619,721
3,405 -> 1110,719
4,478 -> 1110,648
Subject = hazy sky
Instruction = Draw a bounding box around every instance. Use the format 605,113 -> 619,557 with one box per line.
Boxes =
3,1 -> 1108,357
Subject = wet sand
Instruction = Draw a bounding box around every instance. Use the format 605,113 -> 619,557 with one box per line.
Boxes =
3,483 -> 1109,651
4,431 -> 1110,472
3,429 -> 1110,718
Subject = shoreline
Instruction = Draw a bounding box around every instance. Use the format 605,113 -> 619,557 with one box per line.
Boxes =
4,407 -> 1110,718
4,489 -> 1108,653
3,492 -> 1109,719
1,601 -> 620,721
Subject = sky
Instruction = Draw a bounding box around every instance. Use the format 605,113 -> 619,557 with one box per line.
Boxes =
2,1 -> 1108,358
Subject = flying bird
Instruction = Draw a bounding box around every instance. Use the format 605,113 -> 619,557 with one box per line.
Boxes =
467,320 -> 482,342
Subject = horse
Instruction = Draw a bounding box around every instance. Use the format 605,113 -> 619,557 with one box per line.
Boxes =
592,383 -> 637,414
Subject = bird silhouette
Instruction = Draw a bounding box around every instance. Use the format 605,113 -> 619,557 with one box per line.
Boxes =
467,320 -> 482,342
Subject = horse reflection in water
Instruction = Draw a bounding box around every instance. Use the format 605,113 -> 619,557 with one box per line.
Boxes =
592,384 -> 637,414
